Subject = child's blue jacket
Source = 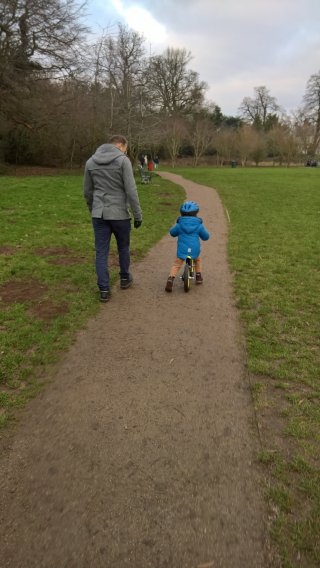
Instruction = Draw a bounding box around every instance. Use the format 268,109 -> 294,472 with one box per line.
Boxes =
169,216 -> 210,259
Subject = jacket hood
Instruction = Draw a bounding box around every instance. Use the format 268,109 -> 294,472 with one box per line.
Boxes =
177,216 -> 203,234
92,144 -> 124,165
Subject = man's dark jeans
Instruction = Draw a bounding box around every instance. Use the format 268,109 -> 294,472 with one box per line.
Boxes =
92,218 -> 131,290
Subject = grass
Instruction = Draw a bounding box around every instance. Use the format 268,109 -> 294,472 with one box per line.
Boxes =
0,173 -> 184,427
170,166 -> 320,568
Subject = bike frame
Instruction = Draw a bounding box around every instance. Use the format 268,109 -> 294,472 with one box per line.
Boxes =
186,255 -> 195,277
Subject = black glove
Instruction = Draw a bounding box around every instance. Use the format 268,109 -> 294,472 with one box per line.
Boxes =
134,220 -> 142,229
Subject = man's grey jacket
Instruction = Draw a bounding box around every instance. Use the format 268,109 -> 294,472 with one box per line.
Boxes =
83,144 -> 142,221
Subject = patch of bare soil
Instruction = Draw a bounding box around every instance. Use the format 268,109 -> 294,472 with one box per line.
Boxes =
0,279 -> 47,304
35,246 -> 75,256
28,300 -> 69,321
35,247 -> 88,266
0,173 -> 273,568
253,378 -> 295,454
159,201 -> 176,207
47,256 -> 87,266
255,377 -> 320,467
0,246 -> 17,255
57,222 -> 78,228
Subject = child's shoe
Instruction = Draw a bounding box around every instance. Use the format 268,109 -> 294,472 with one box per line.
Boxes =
165,276 -> 175,292
196,272 -> 203,284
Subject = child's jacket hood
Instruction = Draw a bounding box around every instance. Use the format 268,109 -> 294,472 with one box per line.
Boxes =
176,216 -> 203,233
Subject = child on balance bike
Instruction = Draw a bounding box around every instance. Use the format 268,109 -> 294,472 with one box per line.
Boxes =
165,200 -> 210,292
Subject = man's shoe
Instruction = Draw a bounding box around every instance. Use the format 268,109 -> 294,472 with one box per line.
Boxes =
165,276 -> 174,292
196,272 -> 203,284
100,290 -> 110,302
120,273 -> 133,289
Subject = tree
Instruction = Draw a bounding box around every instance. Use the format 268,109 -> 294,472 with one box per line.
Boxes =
249,130 -> 266,166
234,125 -> 258,167
0,0 -> 88,162
213,128 -> 236,166
293,111 -> 316,158
162,116 -> 188,167
238,86 -> 280,130
94,25 -> 166,162
189,117 -> 213,166
222,115 -> 243,129
267,124 -> 299,166
204,102 -> 242,129
0,0 -> 87,84
147,48 -> 207,115
99,25 -> 146,135
301,71 -> 320,156
206,103 -> 224,127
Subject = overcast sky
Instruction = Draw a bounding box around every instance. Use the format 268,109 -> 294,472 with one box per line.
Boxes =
86,0 -> 320,116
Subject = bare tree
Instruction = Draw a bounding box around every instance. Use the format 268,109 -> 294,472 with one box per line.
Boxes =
214,128 -> 236,166
238,86 -> 280,130
0,0 -> 88,83
293,111 -> 316,158
301,71 -> 320,156
94,24 -> 159,161
267,124 -> 299,166
0,0 -> 88,162
234,125 -> 258,167
249,129 -> 266,166
162,116 -> 188,168
189,117 -> 214,166
147,48 -> 207,115
100,25 -> 146,132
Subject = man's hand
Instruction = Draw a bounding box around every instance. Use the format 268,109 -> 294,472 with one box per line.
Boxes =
134,220 -> 142,229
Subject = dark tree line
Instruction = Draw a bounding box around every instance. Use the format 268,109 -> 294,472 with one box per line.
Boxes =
0,1 -> 319,168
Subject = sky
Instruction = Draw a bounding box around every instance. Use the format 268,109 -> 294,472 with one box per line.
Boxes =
86,0 -> 320,116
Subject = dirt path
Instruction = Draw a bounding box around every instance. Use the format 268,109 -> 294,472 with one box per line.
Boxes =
0,173 -> 270,568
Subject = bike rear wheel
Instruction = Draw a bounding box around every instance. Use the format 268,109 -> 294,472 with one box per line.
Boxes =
183,263 -> 190,292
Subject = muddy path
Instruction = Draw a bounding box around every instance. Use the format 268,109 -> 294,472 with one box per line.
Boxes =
0,173 -> 271,567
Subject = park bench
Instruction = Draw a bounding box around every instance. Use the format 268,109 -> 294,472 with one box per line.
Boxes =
139,168 -> 152,184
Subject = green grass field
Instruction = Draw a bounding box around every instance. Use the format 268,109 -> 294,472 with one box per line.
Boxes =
0,174 -> 184,426
172,166 -> 320,568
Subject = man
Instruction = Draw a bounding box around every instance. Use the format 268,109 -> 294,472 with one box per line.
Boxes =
83,135 -> 142,303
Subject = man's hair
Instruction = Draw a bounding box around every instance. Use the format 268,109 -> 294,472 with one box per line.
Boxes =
109,135 -> 128,146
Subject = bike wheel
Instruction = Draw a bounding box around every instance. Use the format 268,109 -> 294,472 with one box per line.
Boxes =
183,263 -> 190,292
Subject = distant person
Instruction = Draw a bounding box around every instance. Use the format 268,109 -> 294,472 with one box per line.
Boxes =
147,160 -> 153,172
144,154 -> 148,166
83,135 -> 142,303
153,155 -> 159,169
165,201 -> 210,292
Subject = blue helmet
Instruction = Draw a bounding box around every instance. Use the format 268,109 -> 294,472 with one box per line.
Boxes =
180,201 -> 199,214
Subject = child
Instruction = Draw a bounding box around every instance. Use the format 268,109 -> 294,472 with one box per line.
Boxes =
165,201 -> 210,292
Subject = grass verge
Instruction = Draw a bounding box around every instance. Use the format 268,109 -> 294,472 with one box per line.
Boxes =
0,173 -> 184,427
172,166 -> 320,568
